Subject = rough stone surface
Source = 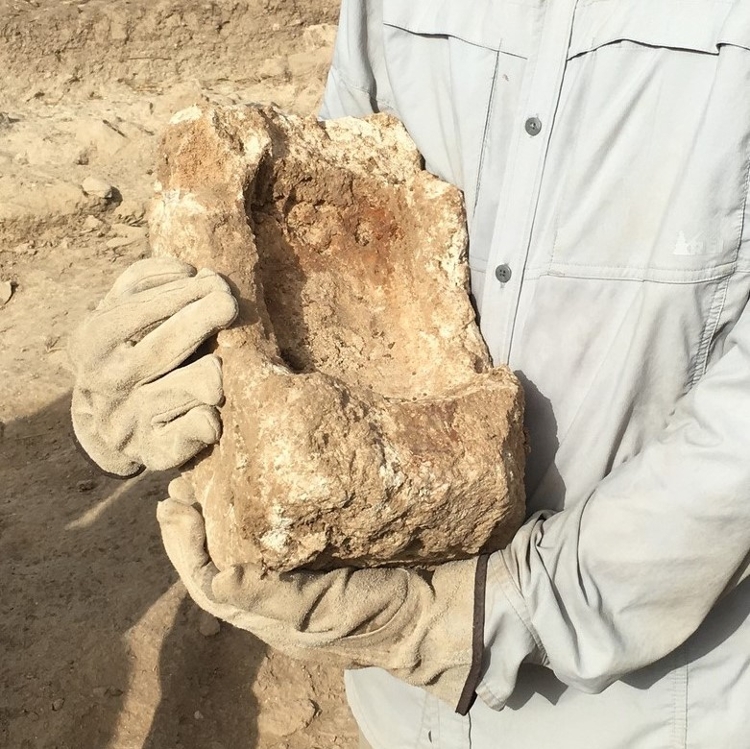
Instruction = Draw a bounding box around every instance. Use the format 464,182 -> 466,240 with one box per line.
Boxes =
81,176 -> 115,200
150,105 -> 526,572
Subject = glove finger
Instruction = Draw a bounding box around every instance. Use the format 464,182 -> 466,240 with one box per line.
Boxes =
128,288 -> 237,382
157,496 -> 211,573
72,265 -> 221,370
77,355 -> 222,465
142,355 -> 224,423
157,497 -> 246,622
89,275 -> 236,380
98,269 -> 236,346
157,497 -> 221,605
142,404 -> 221,471
104,256 -> 196,301
168,476 -> 196,506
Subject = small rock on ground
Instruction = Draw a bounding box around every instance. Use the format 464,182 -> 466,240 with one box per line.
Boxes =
81,176 -> 115,200
82,215 -> 104,232
0,281 -> 14,305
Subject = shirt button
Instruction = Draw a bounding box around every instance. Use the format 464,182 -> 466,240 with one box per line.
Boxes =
495,264 -> 512,283
525,116 -> 542,136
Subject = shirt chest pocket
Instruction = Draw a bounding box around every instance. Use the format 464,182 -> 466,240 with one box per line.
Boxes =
547,0 -> 750,282
380,0 -> 536,220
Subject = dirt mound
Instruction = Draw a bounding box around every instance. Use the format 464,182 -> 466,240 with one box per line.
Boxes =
0,1 -> 361,747
0,0 -> 339,105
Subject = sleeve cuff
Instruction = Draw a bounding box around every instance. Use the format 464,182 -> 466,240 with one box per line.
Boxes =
455,553 -> 490,715
476,552 -> 548,710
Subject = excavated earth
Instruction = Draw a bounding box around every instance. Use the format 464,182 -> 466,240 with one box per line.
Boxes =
0,2 -> 363,748
0,2 -> 525,747
151,106 -> 526,572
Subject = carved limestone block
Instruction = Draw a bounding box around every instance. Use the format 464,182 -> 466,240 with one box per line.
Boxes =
150,105 -> 526,571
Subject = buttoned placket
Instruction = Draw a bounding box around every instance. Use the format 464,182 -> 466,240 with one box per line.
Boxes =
478,0 -> 579,366
423,7 -> 584,746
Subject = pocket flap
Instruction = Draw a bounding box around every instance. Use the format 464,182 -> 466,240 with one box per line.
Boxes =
382,0 -> 534,58
569,0 -> 737,58
718,1 -> 750,51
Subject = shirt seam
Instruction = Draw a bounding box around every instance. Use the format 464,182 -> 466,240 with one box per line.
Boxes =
734,137 -> 750,270
671,654 -> 689,749
689,275 -> 731,385
688,143 -> 750,383
524,264 -> 739,284
329,64 -> 397,113
470,52 -> 500,223
577,0 -> 732,6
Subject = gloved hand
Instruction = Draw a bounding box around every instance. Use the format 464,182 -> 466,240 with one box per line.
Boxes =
69,257 -> 238,477
158,477 -> 488,714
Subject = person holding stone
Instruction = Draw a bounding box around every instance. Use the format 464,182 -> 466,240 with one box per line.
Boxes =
70,1 -> 750,747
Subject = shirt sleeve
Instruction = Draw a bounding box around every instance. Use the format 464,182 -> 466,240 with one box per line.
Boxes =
478,293 -> 750,709
318,0 -> 396,120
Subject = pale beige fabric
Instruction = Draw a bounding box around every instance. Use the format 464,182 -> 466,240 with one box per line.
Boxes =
157,478 -> 481,711
69,257 -> 237,476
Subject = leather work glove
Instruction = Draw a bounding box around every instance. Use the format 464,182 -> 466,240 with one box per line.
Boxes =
158,477 -> 488,714
69,257 -> 238,477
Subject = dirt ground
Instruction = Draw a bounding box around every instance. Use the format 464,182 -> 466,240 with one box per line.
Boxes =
0,1 -> 361,747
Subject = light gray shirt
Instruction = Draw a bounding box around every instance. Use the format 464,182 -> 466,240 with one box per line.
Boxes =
320,1 -> 750,747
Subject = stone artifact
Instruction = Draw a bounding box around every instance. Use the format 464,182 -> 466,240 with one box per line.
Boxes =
149,105 -> 526,572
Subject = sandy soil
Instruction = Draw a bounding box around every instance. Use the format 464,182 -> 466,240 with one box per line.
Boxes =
0,1 -> 360,747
